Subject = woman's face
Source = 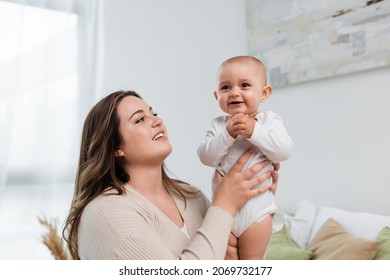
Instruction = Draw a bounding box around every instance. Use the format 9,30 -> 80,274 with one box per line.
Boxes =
116,96 -> 172,167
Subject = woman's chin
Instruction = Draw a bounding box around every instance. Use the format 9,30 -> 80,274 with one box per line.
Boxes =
163,145 -> 173,158
158,143 -> 173,161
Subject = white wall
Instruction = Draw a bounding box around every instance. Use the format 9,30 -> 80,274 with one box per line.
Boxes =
101,0 -> 248,201
100,0 -> 390,215
262,66 -> 390,216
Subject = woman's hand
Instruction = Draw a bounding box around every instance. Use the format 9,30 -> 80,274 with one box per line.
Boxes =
270,163 -> 280,195
212,149 -> 272,216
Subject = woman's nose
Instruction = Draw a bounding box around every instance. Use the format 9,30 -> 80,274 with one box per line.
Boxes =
152,115 -> 162,127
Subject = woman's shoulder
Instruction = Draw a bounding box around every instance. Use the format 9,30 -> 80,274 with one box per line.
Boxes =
82,188 -> 139,221
81,195 -> 117,223
80,188 -> 154,241
78,189 -> 147,259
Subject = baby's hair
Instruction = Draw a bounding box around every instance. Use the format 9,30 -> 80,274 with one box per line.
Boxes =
219,55 -> 268,84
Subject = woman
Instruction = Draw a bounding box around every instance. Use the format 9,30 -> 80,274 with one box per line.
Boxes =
63,90 -> 278,259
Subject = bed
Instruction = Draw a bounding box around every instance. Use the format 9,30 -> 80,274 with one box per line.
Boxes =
265,200 -> 390,260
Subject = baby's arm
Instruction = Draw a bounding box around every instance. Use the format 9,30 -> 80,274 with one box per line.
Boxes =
248,111 -> 293,163
197,117 -> 235,167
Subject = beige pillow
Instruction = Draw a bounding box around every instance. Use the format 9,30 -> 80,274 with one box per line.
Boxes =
308,218 -> 380,260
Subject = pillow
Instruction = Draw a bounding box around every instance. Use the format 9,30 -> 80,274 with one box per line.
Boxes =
308,218 -> 380,260
284,200 -> 316,249
265,226 -> 312,260
309,207 -> 390,243
374,227 -> 390,260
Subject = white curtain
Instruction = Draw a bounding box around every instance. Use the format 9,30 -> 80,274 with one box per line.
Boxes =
0,0 -> 104,259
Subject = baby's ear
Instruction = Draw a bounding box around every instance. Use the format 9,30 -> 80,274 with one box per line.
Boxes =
261,85 -> 272,102
213,91 -> 218,100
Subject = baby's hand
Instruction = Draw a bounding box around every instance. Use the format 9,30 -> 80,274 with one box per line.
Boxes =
231,113 -> 256,138
226,117 -> 237,138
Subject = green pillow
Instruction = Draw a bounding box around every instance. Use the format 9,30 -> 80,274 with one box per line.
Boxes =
374,227 -> 390,260
265,226 -> 312,260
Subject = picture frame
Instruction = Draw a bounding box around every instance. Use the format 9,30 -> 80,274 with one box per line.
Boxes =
246,0 -> 390,87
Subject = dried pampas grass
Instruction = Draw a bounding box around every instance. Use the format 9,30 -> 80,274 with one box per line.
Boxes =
38,215 -> 70,260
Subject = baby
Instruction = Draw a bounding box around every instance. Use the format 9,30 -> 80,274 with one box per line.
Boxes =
197,56 -> 293,259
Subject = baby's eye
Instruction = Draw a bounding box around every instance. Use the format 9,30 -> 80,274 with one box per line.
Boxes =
220,85 -> 229,90
242,82 -> 250,87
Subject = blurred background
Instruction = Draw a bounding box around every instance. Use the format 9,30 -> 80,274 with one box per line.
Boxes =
0,0 -> 389,259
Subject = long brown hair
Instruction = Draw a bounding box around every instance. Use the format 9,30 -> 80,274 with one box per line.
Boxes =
63,90 -> 198,259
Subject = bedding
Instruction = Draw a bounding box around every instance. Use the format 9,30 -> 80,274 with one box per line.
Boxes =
374,227 -> 390,260
266,202 -> 390,260
283,200 -> 316,249
309,206 -> 390,242
265,226 -> 312,260
307,218 -> 379,260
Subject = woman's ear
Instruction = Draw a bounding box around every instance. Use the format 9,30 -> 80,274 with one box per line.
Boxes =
261,85 -> 273,102
115,149 -> 124,157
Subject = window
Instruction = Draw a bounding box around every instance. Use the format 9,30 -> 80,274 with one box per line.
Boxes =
0,0 -> 80,259
0,1 -> 79,184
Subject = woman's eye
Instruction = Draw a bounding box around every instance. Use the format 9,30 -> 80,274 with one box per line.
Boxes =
135,116 -> 145,123
153,112 -> 158,117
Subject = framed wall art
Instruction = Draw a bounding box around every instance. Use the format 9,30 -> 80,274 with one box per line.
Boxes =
246,0 -> 390,87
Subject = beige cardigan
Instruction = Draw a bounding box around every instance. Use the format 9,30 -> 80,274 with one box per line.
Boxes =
78,184 -> 234,259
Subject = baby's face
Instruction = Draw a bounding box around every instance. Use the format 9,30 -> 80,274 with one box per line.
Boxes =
215,59 -> 267,116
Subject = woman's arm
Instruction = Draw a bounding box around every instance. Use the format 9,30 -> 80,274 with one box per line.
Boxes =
212,149 -> 273,216
187,150 -> 276,259
78,196 -> 235,260
79,150 -> 273,260
107,206 -> 236,260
